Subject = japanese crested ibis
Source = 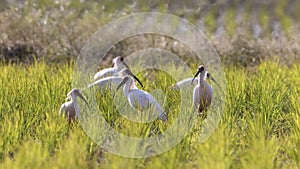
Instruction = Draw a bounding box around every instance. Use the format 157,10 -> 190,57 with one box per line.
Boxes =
116,75 -> 167,122
59,88 -> 89,122
191,65 -> 216,113
89,68 -> 141,89
94,56 -> 129,81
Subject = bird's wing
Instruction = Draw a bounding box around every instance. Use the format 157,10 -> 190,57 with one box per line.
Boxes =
129,89 -> 150,109
174,77 -> 198,89
59,103 -> 67,116
193,86 -> 200,107
89,76 -> 122,88
94,67 -> 117,81
150,94 -> 164,111
129,90 -> 168,122
143,91 -> 167,121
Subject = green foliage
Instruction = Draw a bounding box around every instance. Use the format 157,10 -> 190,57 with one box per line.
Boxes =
1,0 -> 300,65
0,60 -> 299,168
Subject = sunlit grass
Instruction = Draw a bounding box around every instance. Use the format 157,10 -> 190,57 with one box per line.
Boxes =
0,60 -> 299,168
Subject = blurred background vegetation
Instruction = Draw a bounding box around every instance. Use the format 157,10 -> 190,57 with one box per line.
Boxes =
1,1 -> 300,168
1,0 -> 300,66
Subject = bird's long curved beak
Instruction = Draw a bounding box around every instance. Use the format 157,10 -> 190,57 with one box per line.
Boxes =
210,76 -> 217,84
124,69 -> 143,87
206,73 -> 215,82
122,61 -> 130,69
78,93 -> 89,107
132,75 -> 143,88
206,72 -> 222,89
191,69 -> 201,85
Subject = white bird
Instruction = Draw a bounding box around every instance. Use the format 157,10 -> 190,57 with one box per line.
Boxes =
191,65 -> 216,113
172,71 -> 216,90
116,75 -> 167,122
172,77 -> 199,90
88,68 -> 140,89
93,56 -> 129,81
59,88 -> 89,122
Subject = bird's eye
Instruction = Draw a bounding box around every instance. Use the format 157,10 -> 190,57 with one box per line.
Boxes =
120,57 -> 124,61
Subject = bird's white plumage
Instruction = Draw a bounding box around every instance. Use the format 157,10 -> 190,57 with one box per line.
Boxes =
89,68 -> 138,90
89,76 -> 122,88
59,102 -> 68,116
59,89 -> 88,122
94,56 -> 129,81
93,67 -> 119,81
193,80 -> 214,111
192,66 -> 214,113
118,76 -> 167,121
173,77 -> 199,89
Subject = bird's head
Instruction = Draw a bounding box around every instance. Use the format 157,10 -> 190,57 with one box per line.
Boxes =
206,72 -> 217,83
191,65 -> 206,84
66,88 -> 89,106
113,56 -> 129,69
116,75 -> 143,92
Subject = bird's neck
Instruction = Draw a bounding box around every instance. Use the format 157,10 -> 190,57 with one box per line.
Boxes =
113,62 -> 118,68
114,62 -> 122,70
123,80 -> 132,97
130,81 -> 138,89
199,72 -> 205,86
71,96 -> 81,118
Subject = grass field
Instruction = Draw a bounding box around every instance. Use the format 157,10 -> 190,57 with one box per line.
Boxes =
0,61 -> 299,168
1,0 -> 300,168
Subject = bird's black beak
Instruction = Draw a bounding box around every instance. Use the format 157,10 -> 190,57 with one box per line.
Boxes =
133,75 -> 143,88
191,69 -> 201,85
123,68 -> 143,87
206,72 -> 216,83
206,72 -> 222,89
122,61 -> 130,69
210,76 -> 217,84
78,93 -> 89,108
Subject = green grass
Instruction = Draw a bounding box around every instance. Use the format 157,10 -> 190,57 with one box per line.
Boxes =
1,0 -> 300,65
0,60 -> 299,168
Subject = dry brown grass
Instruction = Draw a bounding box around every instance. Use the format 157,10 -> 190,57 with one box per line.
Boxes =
1,0 -> 300,66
